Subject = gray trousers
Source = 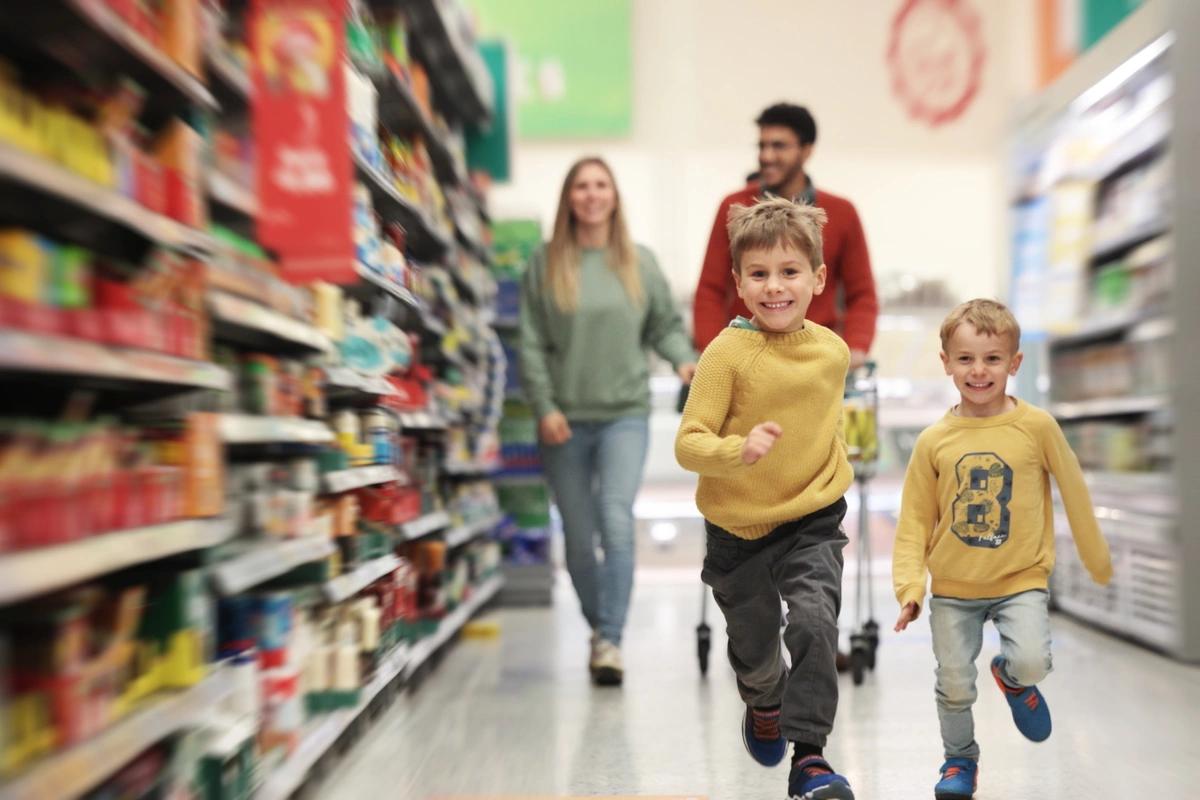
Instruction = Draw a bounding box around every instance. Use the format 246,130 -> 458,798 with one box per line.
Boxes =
701,498 -> 848,747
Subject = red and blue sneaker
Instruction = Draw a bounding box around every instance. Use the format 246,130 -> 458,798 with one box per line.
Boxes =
742,706 -> 787,766
787,755 -> 854,799
934,758 -> 978,800
991,655 -> 1052,742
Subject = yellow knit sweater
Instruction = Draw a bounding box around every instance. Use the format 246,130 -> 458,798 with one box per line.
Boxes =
892,400 -> 1113,608
675,323 -> 853,539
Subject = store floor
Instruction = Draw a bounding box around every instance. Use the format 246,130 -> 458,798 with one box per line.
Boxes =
320,502 -> 1200,800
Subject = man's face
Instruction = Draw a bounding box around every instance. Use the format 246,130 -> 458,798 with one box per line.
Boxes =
757,125 -> 812,194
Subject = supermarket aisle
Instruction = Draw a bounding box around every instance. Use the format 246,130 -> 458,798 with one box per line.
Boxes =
320,562 -> 1200,798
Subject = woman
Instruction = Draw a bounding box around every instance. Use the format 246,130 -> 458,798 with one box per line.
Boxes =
519,157 -> 696,686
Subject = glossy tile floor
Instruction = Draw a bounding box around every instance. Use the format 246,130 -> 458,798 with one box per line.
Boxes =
320,555 -> 1200,799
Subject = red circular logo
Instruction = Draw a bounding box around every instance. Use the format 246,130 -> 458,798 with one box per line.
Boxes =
887,0 -> 986,127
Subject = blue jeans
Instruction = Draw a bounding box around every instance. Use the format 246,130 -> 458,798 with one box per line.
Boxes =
540,416 -> 649,645
929,590 -> 1053,759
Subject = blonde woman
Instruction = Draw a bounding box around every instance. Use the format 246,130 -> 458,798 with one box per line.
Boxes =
519,157 -> 697,686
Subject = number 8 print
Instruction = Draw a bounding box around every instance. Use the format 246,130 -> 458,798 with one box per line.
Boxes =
951,452 -> 1013,548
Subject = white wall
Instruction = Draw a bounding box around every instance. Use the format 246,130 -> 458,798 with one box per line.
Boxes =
485,0 -> 1041,305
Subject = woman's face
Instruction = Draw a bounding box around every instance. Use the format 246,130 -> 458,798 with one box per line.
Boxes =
568,163 -> 617,229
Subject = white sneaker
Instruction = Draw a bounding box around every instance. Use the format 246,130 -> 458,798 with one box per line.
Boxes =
590,639 -> 623,686
589,632 -> 601,668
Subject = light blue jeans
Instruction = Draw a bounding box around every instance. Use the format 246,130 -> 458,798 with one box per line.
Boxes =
929,590 -> 1053,759
540,416 -> 649,646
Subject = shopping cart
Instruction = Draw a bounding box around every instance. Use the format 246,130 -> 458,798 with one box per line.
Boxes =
693,363 -> 881,682
843,362 -> 881,686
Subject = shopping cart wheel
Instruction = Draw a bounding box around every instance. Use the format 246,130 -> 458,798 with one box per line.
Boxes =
850,632 -> 870,686
697,622 -> 711,677
850,648 -> 866,686
864,620 -> 880,670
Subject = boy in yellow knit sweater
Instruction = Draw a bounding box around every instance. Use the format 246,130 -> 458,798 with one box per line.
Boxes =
676,197 -> 856,800
892,299 -> 1113,800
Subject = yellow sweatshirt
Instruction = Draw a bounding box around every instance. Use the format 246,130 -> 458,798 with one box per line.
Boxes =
674,323 -> 853,540
892,399 -> 1113,609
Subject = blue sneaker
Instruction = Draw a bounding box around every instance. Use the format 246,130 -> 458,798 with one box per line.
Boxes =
991,655 -> 1052,742
742,706 -> 786,767
934,758 -> 978,800
787,755 -> 854,799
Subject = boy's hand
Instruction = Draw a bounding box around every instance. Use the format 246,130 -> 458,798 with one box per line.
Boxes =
894,602 -> 920,632
538,412 -> 572,445
742,421 -> 782,465
677,362 -> 697,385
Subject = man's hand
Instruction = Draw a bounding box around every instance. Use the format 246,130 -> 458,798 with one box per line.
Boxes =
850,350 -> 869,371
538,412 -> 572,445
894,601 -> 920,632
676,363 -> 697,385
741,421 -> 782,465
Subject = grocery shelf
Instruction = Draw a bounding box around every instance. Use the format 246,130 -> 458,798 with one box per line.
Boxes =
403,0 -> 494,125
399,510 -> 451,541
323,554 -> 401,604
255,641 -> 412,800
0,0 -> 217,125
321,465 -> 404,495
205,44 -> 251,105
372,66 -> 436,137
352,151 -> 451,260
218,414 -> 335,445
0,668 -> 230,800
1048,310 -> 1167,347
0,329 -> 233,391
208,291 -> 333,354
442,459 -> 499,477
206,172 -> 257,219
257,571 -> 502,798
398,411 -> 448,430
352,263 -> 424,313
444,512 -> 502,549
324,367 -> 399,398
1049,395 -> 1169,420
404,574 -> 504,677
0,517 -> 236,606
1090,220 -> 1170,262
210,535 -> 337,596
0,141 -> 215,257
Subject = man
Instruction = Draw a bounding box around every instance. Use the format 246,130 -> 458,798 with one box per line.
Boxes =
694,103 -> 878,366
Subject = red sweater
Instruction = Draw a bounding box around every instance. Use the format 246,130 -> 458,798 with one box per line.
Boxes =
693,186 -> 878,352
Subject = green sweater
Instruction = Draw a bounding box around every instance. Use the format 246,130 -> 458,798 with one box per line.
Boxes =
519,244 -> 696,421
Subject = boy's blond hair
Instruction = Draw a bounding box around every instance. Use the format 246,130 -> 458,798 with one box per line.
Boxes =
727,197 -> 827,274
940,299 -> 1021,353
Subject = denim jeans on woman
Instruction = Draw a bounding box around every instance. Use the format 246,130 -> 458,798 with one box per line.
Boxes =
539,416 -> 650,645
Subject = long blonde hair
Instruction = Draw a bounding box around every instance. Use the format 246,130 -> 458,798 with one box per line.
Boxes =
544,157 -> 642,312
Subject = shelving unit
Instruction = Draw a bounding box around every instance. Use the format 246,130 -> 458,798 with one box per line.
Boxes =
0,140 -> 214,257
1010,0 -> 1200,660
0,669 -> 230,800
0,328 -> 232,390
0,0 -> 506,794
210,535 -> 338,596
0,517 -> 236,605
217,414 -> 336,445
256,573 -> 502,800
208,291 -> 334,354
400,510 -> 452,541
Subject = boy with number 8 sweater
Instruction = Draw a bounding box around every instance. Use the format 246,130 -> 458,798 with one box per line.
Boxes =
892,299 -> 1113,800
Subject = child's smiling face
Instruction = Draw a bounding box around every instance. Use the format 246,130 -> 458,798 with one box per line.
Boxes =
940,323 -> 1023,417
733,244 -> 826,334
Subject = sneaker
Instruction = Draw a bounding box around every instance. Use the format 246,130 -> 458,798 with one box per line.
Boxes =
589,632 -> 601,667
990,655 -> 1051,742
591,639 -> 623,686
934,758 -> 977,800
741,706 -> 786,767
787,755 -> 854,799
